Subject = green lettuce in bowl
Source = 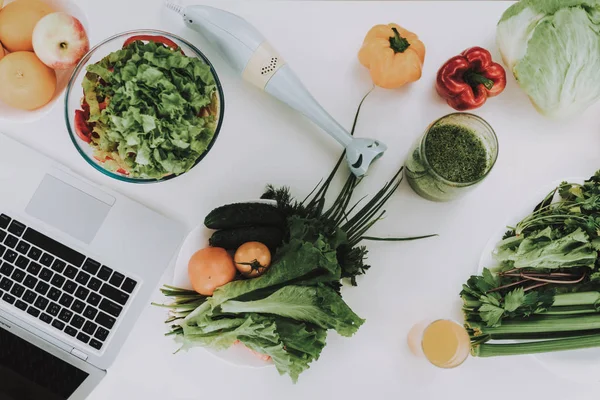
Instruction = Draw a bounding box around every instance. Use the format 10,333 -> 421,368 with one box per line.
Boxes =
66,31 -> 224,183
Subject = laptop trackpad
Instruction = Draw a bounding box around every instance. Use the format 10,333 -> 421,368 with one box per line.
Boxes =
25,174 -> 112,244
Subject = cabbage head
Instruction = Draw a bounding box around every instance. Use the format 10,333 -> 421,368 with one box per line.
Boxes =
497,0 -> 600,119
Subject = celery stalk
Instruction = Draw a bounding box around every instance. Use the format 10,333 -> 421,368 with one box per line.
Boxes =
473,335 -> 600,357
469,315 -> 600,335
543,305 -> 599,315
551,292 -> 600,307
487,329 -> 600,340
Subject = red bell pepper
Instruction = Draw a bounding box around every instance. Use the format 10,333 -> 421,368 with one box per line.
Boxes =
435,47 -> 506,111
122,35 -> 184,54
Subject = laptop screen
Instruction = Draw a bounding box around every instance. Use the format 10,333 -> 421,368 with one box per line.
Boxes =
0,327 -> 88,400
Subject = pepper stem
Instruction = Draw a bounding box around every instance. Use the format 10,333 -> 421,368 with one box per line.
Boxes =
237,260 -> 265,272
464,70 -> 495,90
389,27 -> 411,53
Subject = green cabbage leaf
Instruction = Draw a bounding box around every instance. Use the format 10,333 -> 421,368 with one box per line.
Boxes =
497,0 -> 600,118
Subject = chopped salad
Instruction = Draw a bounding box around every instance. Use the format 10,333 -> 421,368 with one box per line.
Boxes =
74,36 -> 220,180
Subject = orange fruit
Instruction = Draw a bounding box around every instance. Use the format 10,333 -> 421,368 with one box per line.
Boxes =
0,51 -> 56,110
0,0 -> 54,52
188,247 -> 237,296
0,43 -> 4,62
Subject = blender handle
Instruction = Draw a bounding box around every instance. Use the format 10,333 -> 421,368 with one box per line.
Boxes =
240,41 -> 352,147
264,65 -> 352,147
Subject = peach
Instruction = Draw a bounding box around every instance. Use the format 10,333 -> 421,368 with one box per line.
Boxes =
32,12 -> 90,70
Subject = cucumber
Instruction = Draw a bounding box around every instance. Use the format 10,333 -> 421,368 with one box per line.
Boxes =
209,226 -> 284,251
204,202 -> 285,230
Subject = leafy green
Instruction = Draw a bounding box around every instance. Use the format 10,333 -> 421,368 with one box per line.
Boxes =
155,89 -> 435,382
496,0 -> 600,119
238,317 -> 327,382
460,170 -> 600,358
461,270 -> 555,328
493,227 -> 597,270
81,40 -> 219,179
178,313 -> 327,382
220,286 -> 365,336
174,229 -> 352,381
208,233 -> 341,306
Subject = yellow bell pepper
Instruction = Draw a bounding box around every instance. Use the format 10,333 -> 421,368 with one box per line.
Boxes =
358,23 -> 426,89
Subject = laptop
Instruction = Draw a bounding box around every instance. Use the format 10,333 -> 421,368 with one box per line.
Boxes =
0,132 -> 187,400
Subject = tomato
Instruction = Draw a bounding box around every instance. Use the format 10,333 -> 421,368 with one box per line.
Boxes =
188,247 -> 237,295
81,99 -> 90,119
94,155 -> 129,175
122,35 -> 184,54
74,109 -> 92,143
234,242 -> 272,278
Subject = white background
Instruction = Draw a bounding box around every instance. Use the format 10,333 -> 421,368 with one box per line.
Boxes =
2,0 -> 600,399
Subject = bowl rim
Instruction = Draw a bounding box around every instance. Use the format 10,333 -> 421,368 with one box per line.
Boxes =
64,29 -> 225,184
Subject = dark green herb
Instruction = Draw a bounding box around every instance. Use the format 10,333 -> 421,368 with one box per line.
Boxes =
425,124 -> 487,183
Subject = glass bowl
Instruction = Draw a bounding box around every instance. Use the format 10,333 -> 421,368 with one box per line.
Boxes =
64,29 -> 225,184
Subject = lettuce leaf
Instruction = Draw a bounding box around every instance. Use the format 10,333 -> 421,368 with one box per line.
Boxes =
82,40 -> 218,179
220,286 -> 365,337
210,234 -> 341,306
497,0 -> 600,119
179,313 -> 327,383
493,227 -> 597,270
177,223 -> 361,382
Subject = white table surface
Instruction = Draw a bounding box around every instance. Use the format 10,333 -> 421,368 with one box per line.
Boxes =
3,0 -> 600,398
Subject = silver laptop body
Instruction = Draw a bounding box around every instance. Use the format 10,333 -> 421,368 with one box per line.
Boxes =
0,133 -> 186,400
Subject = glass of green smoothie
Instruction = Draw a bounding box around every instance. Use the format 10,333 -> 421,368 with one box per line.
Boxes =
404,113 -> 498,202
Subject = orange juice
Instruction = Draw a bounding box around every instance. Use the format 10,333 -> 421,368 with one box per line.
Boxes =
421,320 -> 470,368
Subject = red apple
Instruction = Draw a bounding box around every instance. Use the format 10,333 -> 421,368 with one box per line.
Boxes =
32,12 -> 89,70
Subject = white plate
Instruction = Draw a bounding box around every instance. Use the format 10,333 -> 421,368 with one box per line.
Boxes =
0,0 -> 90,122
477,176 -> 600,384
170,199 -> 277,369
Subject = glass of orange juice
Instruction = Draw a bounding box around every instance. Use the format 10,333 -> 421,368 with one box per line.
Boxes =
407,319 -> 471,369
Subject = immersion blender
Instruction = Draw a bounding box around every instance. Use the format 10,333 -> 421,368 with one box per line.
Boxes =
165,2 -> 387,177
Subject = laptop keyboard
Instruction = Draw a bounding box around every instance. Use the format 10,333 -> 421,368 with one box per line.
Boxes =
0,213 -> 138,352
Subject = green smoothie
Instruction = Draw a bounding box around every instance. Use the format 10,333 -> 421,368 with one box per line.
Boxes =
404,113 -> 497,202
